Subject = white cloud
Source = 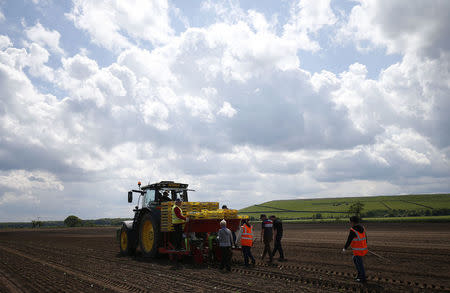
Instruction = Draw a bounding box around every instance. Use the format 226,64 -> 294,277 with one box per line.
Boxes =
0,170 -> 64,193
66,0 -> 174,52
141,100 -> 170,130
217,101 -> 236,118
62,54 -> 99,80
282,0 -> 337,52
0,0 -> 449,221
26,42 -> 55,81
340,0 -> 450,57
0,9 -> 5,22
0,35 -> 12,50
25,22 -> 64,54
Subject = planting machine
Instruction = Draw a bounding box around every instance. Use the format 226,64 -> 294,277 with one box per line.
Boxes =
118,181 -> 246,264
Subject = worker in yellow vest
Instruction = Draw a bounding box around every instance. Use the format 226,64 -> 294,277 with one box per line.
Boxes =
172,198 -> 186,250
238,219 -> 255,267
342,216 -> 368,283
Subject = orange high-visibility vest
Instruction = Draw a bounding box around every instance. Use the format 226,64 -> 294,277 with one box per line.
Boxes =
350,228 -> 368,256
241,224 -> 253,246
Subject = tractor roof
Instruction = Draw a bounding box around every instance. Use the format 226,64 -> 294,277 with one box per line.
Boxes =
141,181 -> 188,190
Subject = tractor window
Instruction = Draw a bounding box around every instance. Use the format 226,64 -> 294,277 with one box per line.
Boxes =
144,190 -> 156,206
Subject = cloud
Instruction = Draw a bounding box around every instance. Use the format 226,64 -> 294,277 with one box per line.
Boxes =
315,127 -> 449,187
0,9 -> 5,22
282,0 -> 337,52
340,0 -> 450,57
0,170 -> 64,194
0,0 -> 449,221
62,54 -> 99,80
24,22 -> 64,54
0,35 -> 12,50
217,101 -> 237,118
66,0 -> 174,52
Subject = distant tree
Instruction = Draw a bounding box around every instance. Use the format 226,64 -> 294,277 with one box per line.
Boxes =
348,202 -> 365,218
64,215 -> 83,227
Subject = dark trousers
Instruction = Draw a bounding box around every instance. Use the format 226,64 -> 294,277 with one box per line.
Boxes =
272,235 -> 284,259
242,245 -> 255,266
352,255 -> 366,280
220,246 -> 232,271
173,224 -> 183,249
262,239 -> 273,261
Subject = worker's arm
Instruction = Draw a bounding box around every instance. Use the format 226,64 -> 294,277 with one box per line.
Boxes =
174,206 -> 186,221
260,222 -> 264,242
344,230 -> 356,249
229,230 -> 234,247
235,226 -> 243,244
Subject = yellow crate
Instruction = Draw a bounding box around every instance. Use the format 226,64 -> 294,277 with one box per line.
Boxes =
207,202 -> 219,210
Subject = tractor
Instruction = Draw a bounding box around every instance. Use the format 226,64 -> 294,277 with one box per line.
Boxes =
118,181 -> 245,263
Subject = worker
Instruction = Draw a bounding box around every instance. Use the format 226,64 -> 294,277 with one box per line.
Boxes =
260,214 -> 273,263
161,191 -> 171,202
237,218 -> 255,267
217,219 -> 233,272
270,215 -> 286,261
172,198 -> 186,250
222,205 -> 228,209
342,216 -> 368,283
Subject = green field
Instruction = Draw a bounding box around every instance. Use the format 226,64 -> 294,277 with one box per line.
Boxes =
239,193 -> 450,220
279,215 -> 450,224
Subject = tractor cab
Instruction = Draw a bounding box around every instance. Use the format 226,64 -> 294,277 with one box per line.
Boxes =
142,181 -> 189,206
128,181 -> 189,209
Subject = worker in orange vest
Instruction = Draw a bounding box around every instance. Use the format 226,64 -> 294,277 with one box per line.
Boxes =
238,219 -> 256,267
342,216 -> 368,283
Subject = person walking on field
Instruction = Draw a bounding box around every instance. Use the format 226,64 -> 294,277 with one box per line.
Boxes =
342,216 -> 368,283
172,198 -> 186,250
260,214 -> 273,263
270,215 -> 286,261
237,219 -> 256,267
217,219 -> 234,272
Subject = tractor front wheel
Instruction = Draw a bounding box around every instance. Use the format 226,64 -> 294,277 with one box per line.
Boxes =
119,225 -> 136,256
139,213 -> 160,257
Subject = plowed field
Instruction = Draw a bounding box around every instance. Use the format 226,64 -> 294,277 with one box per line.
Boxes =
0,223 -> 449,292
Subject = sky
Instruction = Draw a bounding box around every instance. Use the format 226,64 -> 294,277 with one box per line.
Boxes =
0,0 -> 449,222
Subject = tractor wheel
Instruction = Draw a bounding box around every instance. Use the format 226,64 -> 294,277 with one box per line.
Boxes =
139,213 -> 160,257
119,225 -> 136,256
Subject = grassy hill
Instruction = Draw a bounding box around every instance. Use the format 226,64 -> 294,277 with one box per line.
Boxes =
239,193 -> 450,221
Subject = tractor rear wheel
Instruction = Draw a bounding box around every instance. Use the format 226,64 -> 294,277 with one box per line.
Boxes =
119,225 -> 136,256
139,213 -> 160,257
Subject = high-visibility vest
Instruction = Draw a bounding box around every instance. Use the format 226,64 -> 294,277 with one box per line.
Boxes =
241,224 -> 253,246
172,205 -> 185,224
350,228 -> 368,256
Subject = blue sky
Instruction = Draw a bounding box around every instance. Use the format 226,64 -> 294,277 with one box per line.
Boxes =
0,0 -> 448,221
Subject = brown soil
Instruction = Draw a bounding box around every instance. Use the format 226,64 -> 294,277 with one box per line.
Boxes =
0,223 -> 449,292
